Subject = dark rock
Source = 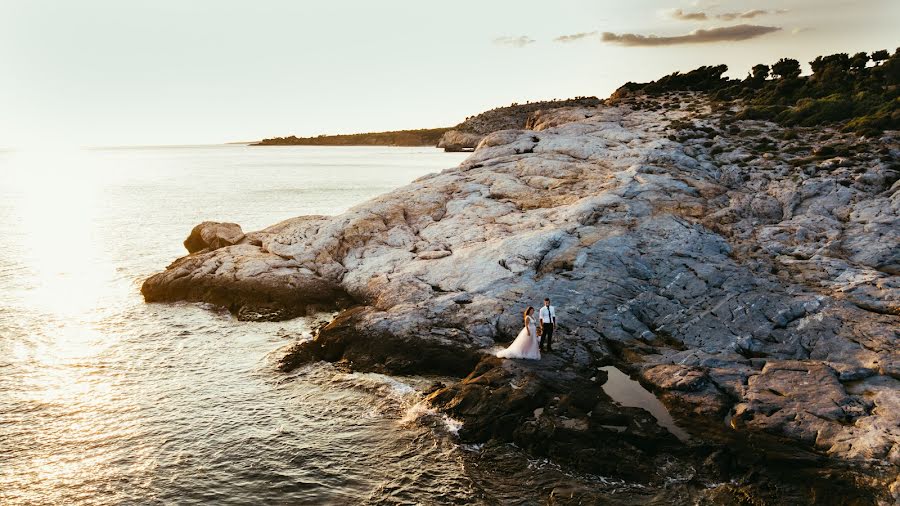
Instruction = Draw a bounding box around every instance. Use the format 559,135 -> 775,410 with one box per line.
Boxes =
278,307 -> 481,377
452,293 -> 473,305
183,221 -> 244,253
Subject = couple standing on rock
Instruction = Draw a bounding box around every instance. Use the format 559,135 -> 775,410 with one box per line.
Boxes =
496,298 -> 557,360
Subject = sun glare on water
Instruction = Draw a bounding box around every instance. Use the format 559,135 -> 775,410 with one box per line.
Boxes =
9,150 -> 116,316
3,149 -> 130,500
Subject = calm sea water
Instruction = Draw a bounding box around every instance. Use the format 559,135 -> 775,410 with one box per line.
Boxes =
0,145 -> 689,505
0,145 -> 493,505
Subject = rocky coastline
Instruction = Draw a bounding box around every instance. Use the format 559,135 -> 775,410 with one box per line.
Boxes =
437,97 -> 602,151
143,91 -> 899,503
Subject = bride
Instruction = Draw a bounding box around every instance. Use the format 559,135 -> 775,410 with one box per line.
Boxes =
496,306 -> 541,360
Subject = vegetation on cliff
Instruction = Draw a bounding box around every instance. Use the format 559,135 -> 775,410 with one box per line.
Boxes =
448,97 -> 602,135
252,127 -> 451,146
614,48 -> 900,135
438,96 -> 602,151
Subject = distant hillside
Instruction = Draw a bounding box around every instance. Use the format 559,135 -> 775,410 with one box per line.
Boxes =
252,97 -> 603,150
438,97 -> 602,151
253,128 -> 451,147
451,97 -> 602,135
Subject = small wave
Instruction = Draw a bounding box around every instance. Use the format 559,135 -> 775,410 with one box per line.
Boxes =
400,401 -> 464,436
331,371 -> 418,401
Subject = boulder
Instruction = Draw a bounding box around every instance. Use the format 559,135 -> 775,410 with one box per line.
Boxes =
436,130 -> 483,152
183,221 -> 245,253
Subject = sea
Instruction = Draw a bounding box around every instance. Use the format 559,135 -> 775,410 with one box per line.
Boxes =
0,145 -> 680,505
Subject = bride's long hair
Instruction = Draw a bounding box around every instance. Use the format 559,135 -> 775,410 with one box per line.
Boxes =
523,306 -> 534,326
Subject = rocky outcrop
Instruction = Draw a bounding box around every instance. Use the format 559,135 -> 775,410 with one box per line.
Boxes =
437,96 -> 602,151
435,130 -> 483,152
144,92 -> 899,501
142,216 -> 351,321
278,307 -> 481,376
183,221 -> 245,253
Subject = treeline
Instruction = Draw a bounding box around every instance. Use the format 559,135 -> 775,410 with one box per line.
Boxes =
253,127 -> 451,146
615,48 -> 900,135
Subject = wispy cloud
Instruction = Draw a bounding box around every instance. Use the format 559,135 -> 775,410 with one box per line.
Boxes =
492,36 -> 536,48
601,24 -> 781,46
791,26 -> 813,34
553,31 -> 598,43
670,9 -> 708,21
717,9 -> 769,20
669,8 -> 789,21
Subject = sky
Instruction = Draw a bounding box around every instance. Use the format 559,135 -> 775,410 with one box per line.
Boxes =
1,0 -> 897,147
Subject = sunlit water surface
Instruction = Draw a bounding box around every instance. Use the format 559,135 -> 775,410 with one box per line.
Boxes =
0,146 -> 497,505
0,145 -> 693,505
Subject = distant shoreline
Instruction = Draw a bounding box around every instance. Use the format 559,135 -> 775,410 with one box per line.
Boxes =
249,97 -> 602,151
251,128 -> 451,147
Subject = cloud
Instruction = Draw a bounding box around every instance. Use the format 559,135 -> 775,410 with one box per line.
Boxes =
670,9 -> 708,21
601,24 -> 781,46
492,36 -> 536,48
717,9 -> 769,20
553,31 -> 598,43
792,26 -> 813,34
718,9 -> 791,20
671,8 -> 789,22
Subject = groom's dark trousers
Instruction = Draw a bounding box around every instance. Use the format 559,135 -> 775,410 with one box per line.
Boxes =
540,323 -> 554,350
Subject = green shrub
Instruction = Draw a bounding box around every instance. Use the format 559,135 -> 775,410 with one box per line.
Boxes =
624,48 -> 900,134
778,94 -> 855,126
735,105 -> 787,121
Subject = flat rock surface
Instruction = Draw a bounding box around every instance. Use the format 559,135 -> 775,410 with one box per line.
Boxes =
143,92 -> 899,498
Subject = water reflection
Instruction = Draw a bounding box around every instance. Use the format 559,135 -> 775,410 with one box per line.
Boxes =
0,146 -> 472,505
599,366 -> 690,441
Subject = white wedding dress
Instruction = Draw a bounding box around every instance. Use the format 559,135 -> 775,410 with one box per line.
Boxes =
496,315 -> 541,360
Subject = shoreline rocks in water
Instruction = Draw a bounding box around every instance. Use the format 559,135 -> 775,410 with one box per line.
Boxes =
142,91 -> 899,502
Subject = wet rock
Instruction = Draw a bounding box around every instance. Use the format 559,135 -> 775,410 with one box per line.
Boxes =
640,363 -> 730,417
279,307 -> 481,377
426,356 -> 684,481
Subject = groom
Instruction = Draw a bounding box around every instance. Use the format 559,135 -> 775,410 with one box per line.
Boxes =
538,298 -> 557,352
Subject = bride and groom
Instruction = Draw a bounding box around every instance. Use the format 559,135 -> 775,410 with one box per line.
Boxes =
496,298 -> 557,360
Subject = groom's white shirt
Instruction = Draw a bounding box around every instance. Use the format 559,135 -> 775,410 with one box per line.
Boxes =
539,305 -> 556,324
